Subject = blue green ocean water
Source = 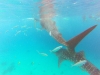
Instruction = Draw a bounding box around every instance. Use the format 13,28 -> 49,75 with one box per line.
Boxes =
0,0 -> 100,75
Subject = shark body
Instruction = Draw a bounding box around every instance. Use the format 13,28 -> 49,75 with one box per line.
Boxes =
54,25 -> 100,75
40,18 -> 67,45
39,0 -> 68,46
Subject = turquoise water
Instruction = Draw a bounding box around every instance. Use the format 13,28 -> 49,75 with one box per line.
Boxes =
0,0 -> 100,75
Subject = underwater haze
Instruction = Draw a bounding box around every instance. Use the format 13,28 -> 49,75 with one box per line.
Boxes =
0,0 -> 100,75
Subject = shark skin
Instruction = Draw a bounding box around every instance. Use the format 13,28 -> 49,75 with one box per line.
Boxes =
40,18 -> 68,46
39,0 -> 68,46
54,25 -> 100,75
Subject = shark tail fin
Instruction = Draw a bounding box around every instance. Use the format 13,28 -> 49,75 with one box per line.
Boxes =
66,25 -> 97,50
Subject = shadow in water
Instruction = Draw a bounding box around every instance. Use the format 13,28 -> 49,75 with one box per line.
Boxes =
2,63 -> 15,75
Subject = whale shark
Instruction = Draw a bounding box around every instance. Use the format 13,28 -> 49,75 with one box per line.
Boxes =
53,25 -> 100,75
38,0 -> 100,75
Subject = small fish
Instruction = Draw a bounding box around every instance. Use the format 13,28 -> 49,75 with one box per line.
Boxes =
12,25 -> 19,29
73,2 -> 78,4
26,27 -> 32,29
49,31 -> 52,36
18,61 -> 21,65
72,60 -> 87,67
26,18 -> 34,20
50,46 -> 63,52
36,50 -> 48,56
5,30 -> 9,33
96,17 -> 100,21
31,62 -> 34,65
15,30 -> 21,36
36,28 -> 42,31
26,18 -> 39,21
24,33 -> 27,36
21,25 -> 27,28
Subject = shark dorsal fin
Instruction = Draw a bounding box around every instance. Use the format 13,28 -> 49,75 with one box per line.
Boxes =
66,25 -> 97,50
58,57 -> 64,67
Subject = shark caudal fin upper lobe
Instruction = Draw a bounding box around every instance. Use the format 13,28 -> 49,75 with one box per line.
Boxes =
66,25 -> 97,51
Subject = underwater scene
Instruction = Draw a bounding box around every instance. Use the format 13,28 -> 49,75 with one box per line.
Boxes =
0,0 -> 100,75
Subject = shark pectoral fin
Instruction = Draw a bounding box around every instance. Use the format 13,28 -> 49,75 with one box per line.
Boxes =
58,57 -> 64,67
